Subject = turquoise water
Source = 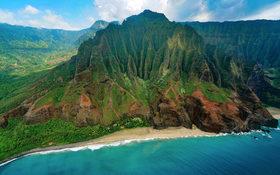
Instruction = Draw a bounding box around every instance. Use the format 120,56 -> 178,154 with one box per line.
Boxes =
1,127 -> 280,175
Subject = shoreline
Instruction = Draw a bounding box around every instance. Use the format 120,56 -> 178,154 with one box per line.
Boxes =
268,107 -> 280,119
0,127 -> 215,166
1,113 -> 279,167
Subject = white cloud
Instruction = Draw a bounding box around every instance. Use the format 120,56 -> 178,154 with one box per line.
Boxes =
25,10 -> 77,30
23,5 -> 40,15
94,0 -> 194,21
188,0 -> 213,22
94,0 -> 214,22
0,9 -> 18,24
242,1 -> 280,20
1,7 -> 77,30
0,2 -> 84,31
40,10 -> 74,30
27,19 -> 41,26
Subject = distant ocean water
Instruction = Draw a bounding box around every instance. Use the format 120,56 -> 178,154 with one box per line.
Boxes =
1,123 -> 280,175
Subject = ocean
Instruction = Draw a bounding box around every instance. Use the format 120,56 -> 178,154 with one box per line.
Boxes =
1,124 -> 280,175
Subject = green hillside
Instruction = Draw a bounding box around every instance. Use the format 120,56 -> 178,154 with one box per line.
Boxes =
186,20 -> 280,107
0,22 -> 109,116
0,10 -> 277,162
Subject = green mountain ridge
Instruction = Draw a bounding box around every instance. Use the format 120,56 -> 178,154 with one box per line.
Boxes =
186,20 -> 280,107
0,22 -> 109,116
0,10 -> 278,162
75,20 -> 118,46
2,10 -> 275,130
0,23 -> 84,77
186,20 -> 280,67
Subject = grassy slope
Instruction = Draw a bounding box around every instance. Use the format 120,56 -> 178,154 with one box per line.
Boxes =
0,13 -> 237,162
0,23 -> 82,115
0,51 -> 76,116
199,82 -> 232,103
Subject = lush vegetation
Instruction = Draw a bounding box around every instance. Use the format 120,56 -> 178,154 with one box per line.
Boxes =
35,87 -> 67,109
187,20 -> 280,67
0,21 -> 114,115
0,23 -> 80,115
0,23 -> 84,76
1,10 -> 279,163
75,20 -> 110,46
0,117 -> 149,161
187,20 -> 280,107
0,25 -> 78,116
199,82 -> 232,103
264,67 -> 280,89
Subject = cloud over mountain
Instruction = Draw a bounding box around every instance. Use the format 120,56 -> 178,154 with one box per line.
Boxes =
23,5 -> 40,15
243,1 -> 280,20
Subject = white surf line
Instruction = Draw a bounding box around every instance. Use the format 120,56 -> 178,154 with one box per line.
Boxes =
0,129 -> 265,167
0,158 -> 19,167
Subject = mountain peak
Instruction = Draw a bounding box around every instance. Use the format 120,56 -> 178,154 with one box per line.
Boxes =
139,9 -> 168,20
90,20 -> 109,29
124,9 -> 169,24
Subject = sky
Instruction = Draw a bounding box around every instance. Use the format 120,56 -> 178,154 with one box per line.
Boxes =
0,0 -> 280,30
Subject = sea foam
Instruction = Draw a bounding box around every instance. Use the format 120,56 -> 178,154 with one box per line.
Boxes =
0,129 -> 273,167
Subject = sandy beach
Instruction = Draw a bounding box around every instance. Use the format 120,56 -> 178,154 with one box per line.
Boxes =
268,107 -> 280,119
0,127 -> 215,166
1,111 -> 280,166
80,127 -> 216,146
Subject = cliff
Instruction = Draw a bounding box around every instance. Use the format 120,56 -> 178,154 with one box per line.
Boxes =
1,10 -> 278,133
186,20 -> 280,107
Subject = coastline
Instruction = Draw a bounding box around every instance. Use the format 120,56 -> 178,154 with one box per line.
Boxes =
268,107 -> 280,119
0,127 -> 215,166
1,111 -> 279,167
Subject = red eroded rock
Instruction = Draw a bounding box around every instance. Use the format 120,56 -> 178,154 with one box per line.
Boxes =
76,93 -> 99,127
184,88 -> 278,133
26,103 -> 58,125
0,106 -> 28,120
151,93 -> 192,129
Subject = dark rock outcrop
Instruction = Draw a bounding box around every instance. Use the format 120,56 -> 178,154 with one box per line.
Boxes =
0,116 -> 8,128
0,106 -> 28,120
237,85 -> 278,129
0,105 -> 28,128
247,64 -> 280,107
76,93 -> 99,127
151,94 -> 192,129
184,89 -> 245,133
1,10 -> 278,133
183,88 -> 278,133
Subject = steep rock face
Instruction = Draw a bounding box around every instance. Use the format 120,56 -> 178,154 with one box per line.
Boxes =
186,21 -> 280,107
76,93 -> 100,127
187,20 -> 280,67
185,89 -> 244,133
151,94 -> 192,129
184,88 -> 277,133
247,64 -> 280,107
4,10 -> 278,132
75,20 -> 111,46
236,85 -> 278,128
70,10 -> 265,131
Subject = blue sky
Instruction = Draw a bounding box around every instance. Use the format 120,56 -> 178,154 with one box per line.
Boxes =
0,0 -> 280,30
